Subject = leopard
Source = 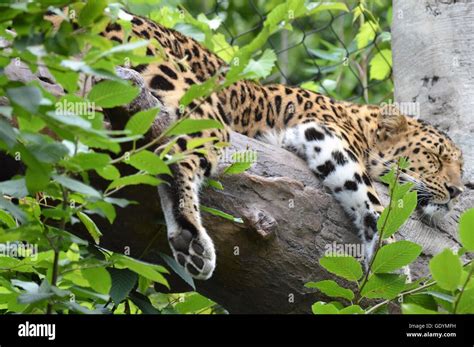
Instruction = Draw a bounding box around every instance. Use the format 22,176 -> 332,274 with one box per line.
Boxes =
46,7 -> 464,280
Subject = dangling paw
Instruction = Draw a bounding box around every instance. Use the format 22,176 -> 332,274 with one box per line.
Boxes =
168,226 -> 216,280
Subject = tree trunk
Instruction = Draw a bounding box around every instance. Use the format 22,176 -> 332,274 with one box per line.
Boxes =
392,0 -> 474,183
390,0 -> 474,283
2,47 -> 472,313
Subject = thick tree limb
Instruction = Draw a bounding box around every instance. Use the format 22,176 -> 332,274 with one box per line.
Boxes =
2,55 -> 472,314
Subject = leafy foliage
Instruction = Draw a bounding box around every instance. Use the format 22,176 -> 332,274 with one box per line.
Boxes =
0,0 -> 239,314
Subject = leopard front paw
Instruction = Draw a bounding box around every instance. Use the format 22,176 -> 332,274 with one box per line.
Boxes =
168,227 -> 216,280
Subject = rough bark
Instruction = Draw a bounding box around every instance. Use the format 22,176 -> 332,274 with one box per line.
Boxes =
392,0 -> 474,182
2,49 -> 472,313
391,0 -> 474,274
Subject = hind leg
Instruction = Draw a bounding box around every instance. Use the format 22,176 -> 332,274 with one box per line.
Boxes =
158,133 -> 221,280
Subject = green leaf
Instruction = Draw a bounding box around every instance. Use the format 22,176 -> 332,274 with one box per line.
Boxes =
0,209 -> 16,228
12,279 -> 39,292
187,137 -> 218,150
242,49 -> 276,80
398,157 -> 410,170
125,108 -> 159,136
0,118 -> 17,149
25,166 -> 49,194
78,0 -> 107,27
211,33 -> 237,62
424,290 -> 455,303
319,256 -> 363,282
311,301 -> 340,314
201,205 -> 243,223
89,200 -> 116,224
355,21 -> 378,49
402,303 -> 438,314
104,197 -> 133,208
128,150 -> 171,175
372,240 -> 422,273
160,253 -> 195,290
67,152 -> 111,171
15,280 -> 56,304
305,280 -> 354,301
113,254 -> 169,288
264,0 -> 305,28
339,305 -> 365,314
50,69 -> 79,93
206,179 -> 223,190
53,174 -> 102,199
62,301 -> 109,314
0,196 -> 27,223
223,162 -> 253,175
0,257 -> 33,272
459,208 -> 474,251
378,191 -> 417,239
108,268 -> 138,305
179,75 -> 219,108
26,138 -> 69,164
99,40 -> 150,58
45,111 -> 92,130
88,80 -> 139,108
0,178 -> 28,198
107,173 -> 163,190
369,49 -> 392,80
404,293 -> 438,310
129,291 -> 162,314
15,144 -> 51,194
175,293 -> 214,314
77,212 -> 103,244
17,292 -> 54,304
361,274 -> 406,299
82,267 -> 111,294
308,48 -> 344,62
456,288 -> 474,314
96,165 -> 121,180
68,286 -> 109,303
164,119 -> 224,136
429,249 -> 462,291
6,86 -> 42,114
307,2 -> 349,14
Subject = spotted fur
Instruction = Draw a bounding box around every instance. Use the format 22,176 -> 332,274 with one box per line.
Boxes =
47,9 -> 464,280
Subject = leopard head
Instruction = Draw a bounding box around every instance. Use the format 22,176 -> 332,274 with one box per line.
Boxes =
370,107 -> 464,221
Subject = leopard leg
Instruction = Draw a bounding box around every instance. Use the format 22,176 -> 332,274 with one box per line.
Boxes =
280,122 -> 384,264
158,135 -> 221,280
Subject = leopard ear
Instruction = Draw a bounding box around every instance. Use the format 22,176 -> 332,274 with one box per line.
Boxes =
378,105 -> 408,139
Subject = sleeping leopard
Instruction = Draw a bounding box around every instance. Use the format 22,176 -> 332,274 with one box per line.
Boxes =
47,8 -> 464,280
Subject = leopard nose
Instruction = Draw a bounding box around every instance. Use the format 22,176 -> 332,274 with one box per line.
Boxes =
446,184 -> 463,199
